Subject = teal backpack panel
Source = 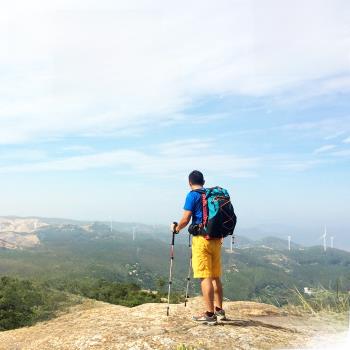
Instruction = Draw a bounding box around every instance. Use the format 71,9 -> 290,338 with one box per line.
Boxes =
193,186 -> 237,238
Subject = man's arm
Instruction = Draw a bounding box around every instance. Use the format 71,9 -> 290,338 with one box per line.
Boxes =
173,210 -> 192,233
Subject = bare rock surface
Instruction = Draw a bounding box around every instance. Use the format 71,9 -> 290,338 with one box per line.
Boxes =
0,231 -> 40,249
0,297 -> 328,350
0,217 -> 47,234
0,217 -> 46,249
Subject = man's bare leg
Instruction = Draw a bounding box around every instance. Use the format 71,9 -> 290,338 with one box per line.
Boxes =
200,278 -> 214,313
212,277 -> 223,309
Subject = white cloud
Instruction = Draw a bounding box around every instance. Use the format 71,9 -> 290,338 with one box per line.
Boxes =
324,131 -> 346,140
343,136 -> 350,144
330,149 -> 350,157
280,159 -> 326,172
313,144 -> 337,154
61,145 -> 95,153
0,140 -> 260,178
158,139 -> 214,156
281,118 -> 350,132
1,0 -> 350,144
273,118 -> 350,141
231,117 -> 350,140
0,149 -> 47,162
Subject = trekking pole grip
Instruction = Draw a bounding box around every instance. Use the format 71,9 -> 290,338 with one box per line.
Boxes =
172,222 -> 178,233
172,222 -> 178,244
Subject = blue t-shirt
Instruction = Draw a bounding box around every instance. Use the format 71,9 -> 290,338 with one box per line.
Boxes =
183,190 -> 203,225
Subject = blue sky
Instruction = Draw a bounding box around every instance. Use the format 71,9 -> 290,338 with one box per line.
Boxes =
1,1 -> 349,248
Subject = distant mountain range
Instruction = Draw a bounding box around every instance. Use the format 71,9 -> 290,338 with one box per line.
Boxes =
1,216 -> 349,303
0,216 -> 329,251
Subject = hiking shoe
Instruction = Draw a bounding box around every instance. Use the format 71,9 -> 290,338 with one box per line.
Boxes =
192,312 -> 217,325
215,308 -> 227,321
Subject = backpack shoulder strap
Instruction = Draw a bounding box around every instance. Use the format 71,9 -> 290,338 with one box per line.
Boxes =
192,189 -> 208,226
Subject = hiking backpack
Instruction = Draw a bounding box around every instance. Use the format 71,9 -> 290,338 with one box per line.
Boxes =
193,187 -> 237,239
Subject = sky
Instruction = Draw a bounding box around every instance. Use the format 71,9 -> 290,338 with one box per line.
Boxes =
1,0 -> 350,248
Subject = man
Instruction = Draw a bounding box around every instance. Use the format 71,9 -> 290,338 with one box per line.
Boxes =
171,170 -> 226,325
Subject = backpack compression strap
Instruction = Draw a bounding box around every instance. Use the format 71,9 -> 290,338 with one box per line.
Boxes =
201,193 -> 208,227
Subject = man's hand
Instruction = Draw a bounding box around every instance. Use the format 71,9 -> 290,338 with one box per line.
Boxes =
170,222 -> 179,233
172,211 -> 192,234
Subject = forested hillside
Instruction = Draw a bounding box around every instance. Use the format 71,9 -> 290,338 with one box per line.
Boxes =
1,218 -> 349,305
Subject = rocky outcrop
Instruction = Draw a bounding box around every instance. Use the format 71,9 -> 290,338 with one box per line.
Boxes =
0,231 -> 40,249
0,217 -> 45,249
0,297 -> 316,350
0,217 -> 47,249
0,217 -> 47,233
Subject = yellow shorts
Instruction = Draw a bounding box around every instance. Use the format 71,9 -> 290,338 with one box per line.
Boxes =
192,236 -> 222,278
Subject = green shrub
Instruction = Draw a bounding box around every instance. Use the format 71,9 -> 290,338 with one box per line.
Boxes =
0,276 -> 75,330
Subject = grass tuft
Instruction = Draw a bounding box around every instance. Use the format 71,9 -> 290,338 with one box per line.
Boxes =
290,286 -> 350,314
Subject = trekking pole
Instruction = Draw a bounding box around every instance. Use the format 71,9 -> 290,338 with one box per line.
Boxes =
166,222 -> 177,316
184,233 -> 192,307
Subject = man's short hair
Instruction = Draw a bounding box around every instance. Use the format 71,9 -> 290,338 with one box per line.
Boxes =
189,170 -> 205,186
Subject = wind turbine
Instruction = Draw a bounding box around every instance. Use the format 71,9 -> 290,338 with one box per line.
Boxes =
287,235 -> 291,251
110,219 -> 113,232
230,235 -> 233,253
321,226 -> 327,252
132,226 -> 136,241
